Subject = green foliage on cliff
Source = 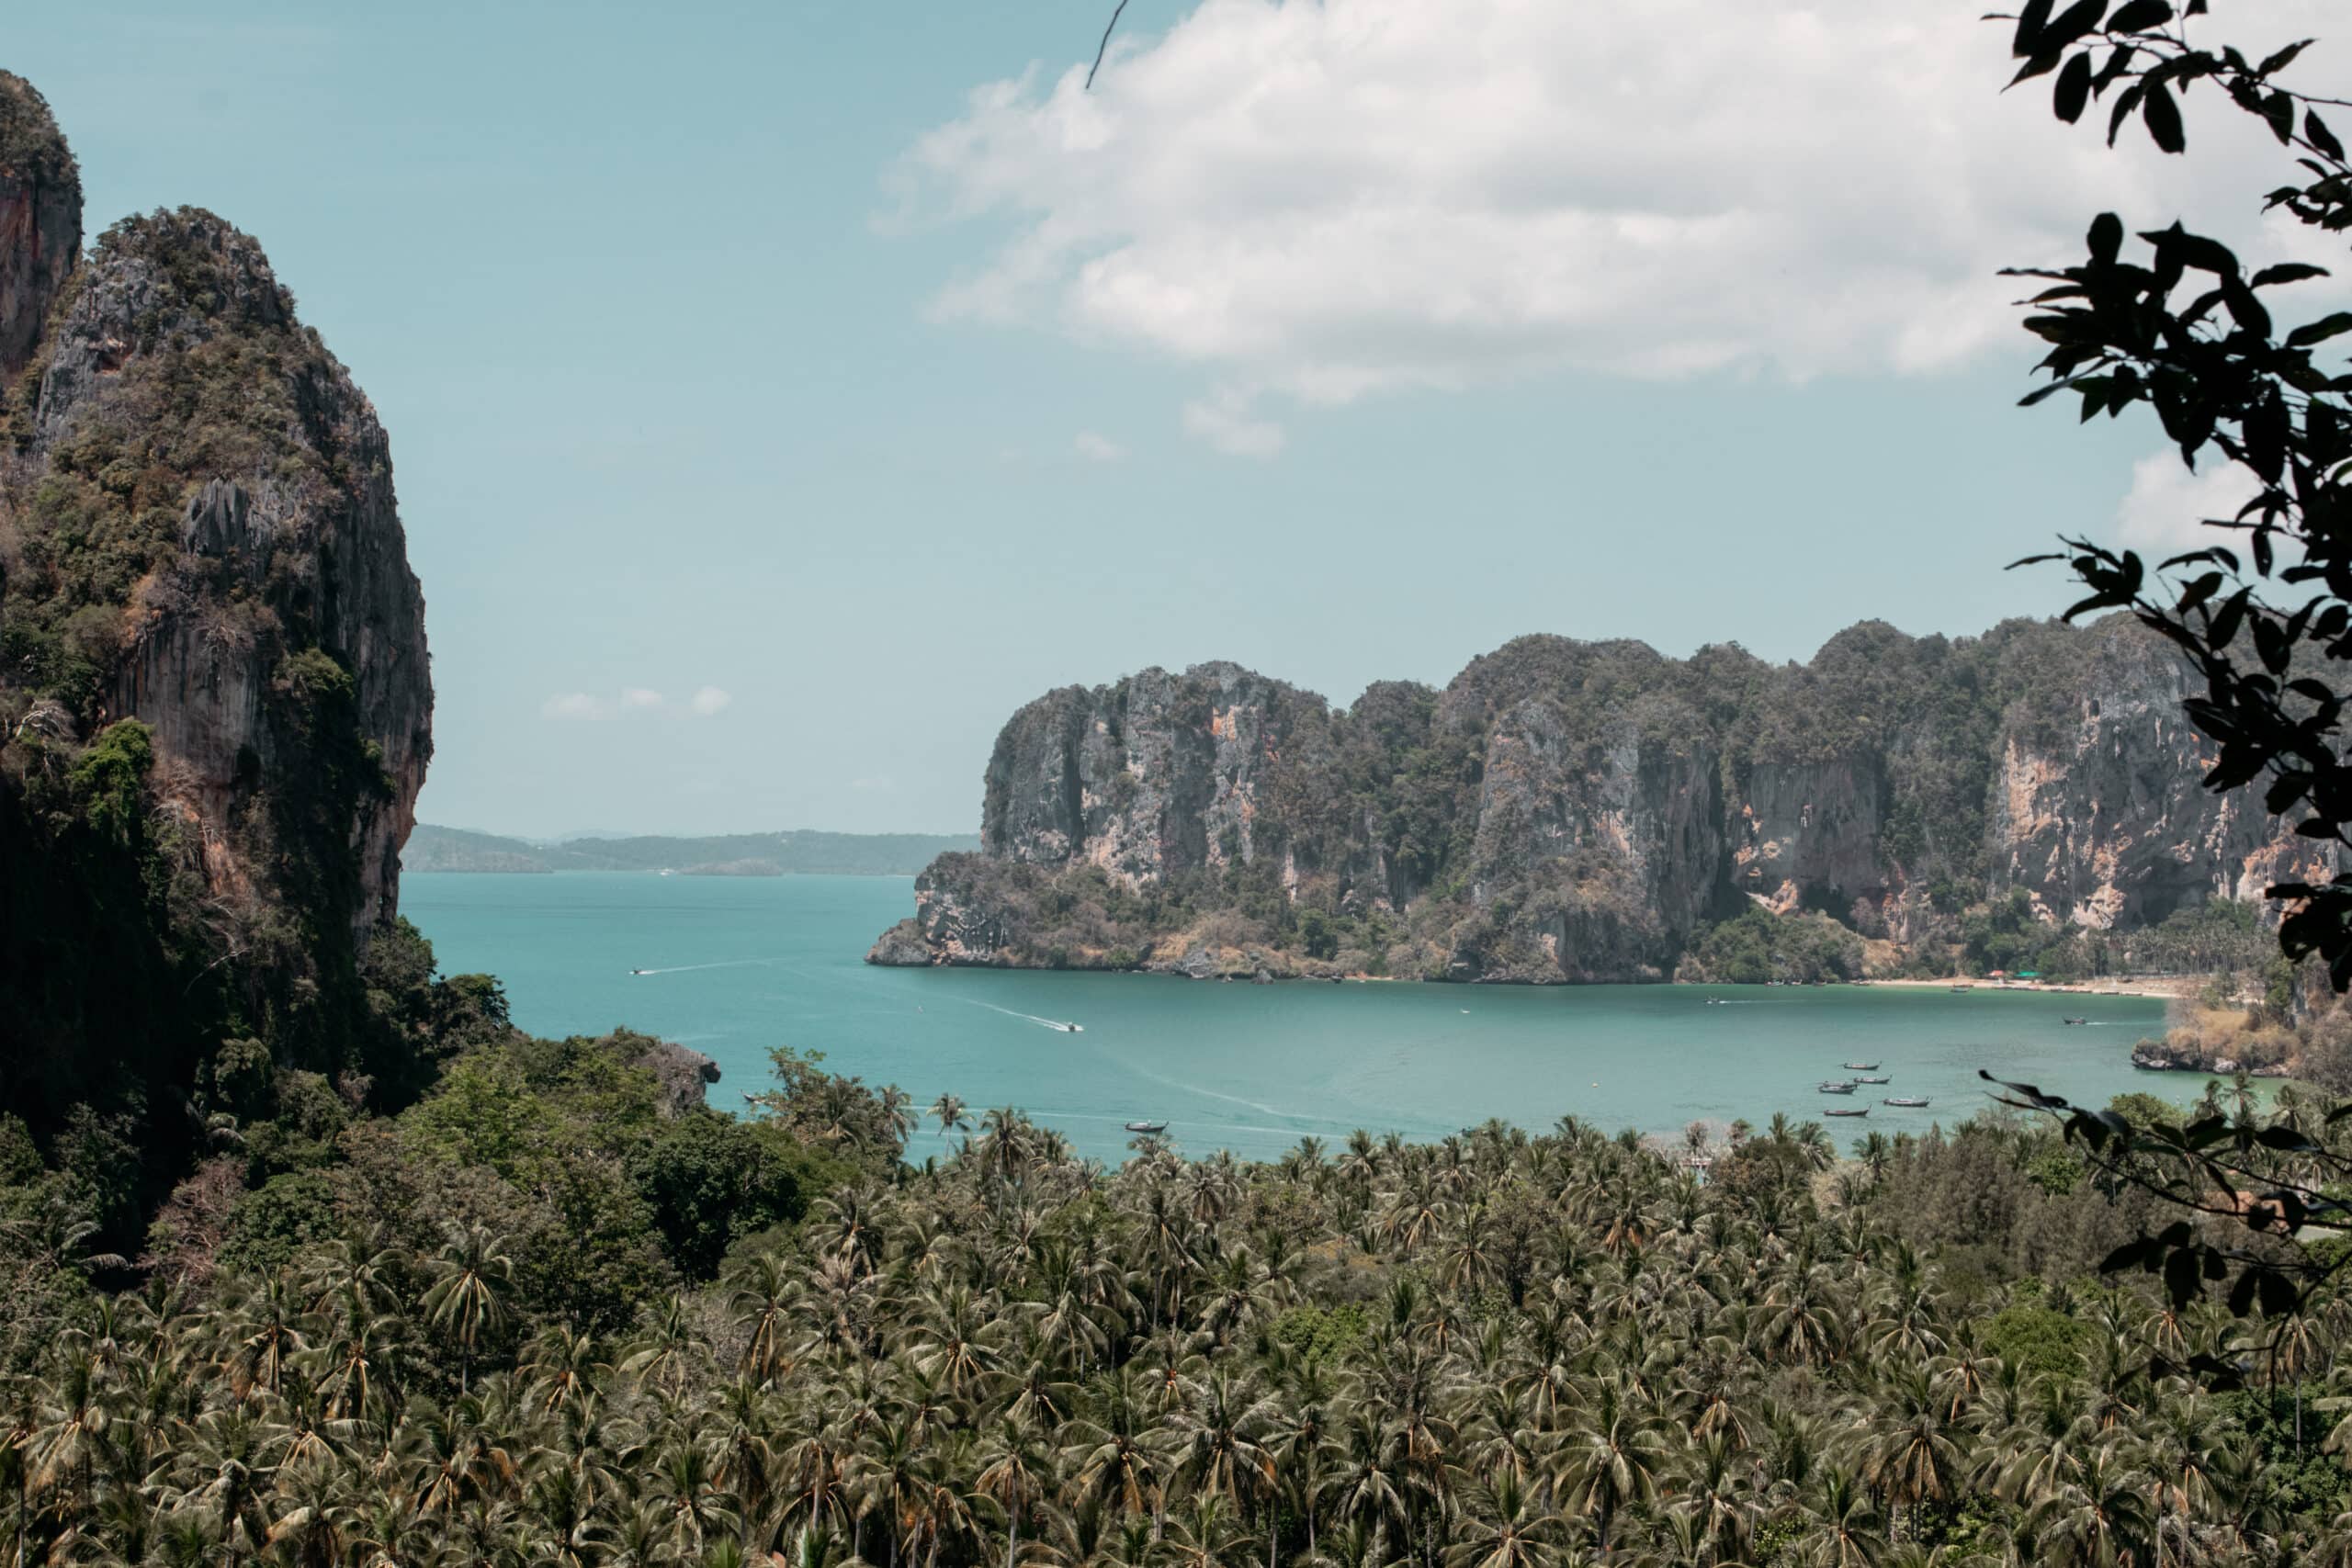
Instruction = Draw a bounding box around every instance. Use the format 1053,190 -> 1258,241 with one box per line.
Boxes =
0,70 -> 74,186
0,203 -> 423,1247
900,615 -> 2255,983
1679,905 -> 1866,985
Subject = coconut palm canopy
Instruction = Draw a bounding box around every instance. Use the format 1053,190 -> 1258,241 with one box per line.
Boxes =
2,1007 -> 2348,1568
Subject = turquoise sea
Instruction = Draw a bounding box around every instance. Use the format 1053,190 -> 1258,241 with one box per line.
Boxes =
401,872 -> 2202,1166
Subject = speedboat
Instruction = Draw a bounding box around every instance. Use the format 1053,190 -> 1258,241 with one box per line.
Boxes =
1824,1107 -> 1869,1118
1124,1120 -> 1168,1134
1883,1096 -> 1930,1108
2062,1017 -> 2088,1026
1817,1080 -> 1857,1095
1052,1021 -> 1083,1032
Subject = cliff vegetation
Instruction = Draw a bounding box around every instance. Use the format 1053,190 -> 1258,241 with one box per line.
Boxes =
875,621 -> 2328,984
0,75 -> 431,1249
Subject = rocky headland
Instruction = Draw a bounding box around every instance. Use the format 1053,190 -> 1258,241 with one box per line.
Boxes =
0,72 -> 433,1159
871,619 -> 2331,984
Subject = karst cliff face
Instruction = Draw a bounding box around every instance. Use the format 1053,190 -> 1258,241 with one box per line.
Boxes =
0,73 -> 432,1134
873,619 -> 2331,982
25,211 -> 434,936
0,73 -> 78,384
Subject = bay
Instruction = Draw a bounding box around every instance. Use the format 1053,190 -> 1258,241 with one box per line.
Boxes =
400,871 -> 2202,1165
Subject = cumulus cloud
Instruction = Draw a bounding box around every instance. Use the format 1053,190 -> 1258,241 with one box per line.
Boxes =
899,0 -> 2345,423
2114,452 -> 2264,559
543,686 -> 735,720
1182,388 -> 1284,457
543,692 -> 615,721
1073,430 -> 1128,461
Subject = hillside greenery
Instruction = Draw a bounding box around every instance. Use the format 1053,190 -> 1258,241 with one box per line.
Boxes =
10,981 -> 2352,1564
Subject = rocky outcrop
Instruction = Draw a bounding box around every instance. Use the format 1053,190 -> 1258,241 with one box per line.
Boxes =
1987,629 -> 2322,935
0,74 -> 432,1141
0,73 -> 78,382
23,209 -> 434,941
633,1040 -> 723,1117
875,619 -> 2335,982
2131,1034 -> 2292,1077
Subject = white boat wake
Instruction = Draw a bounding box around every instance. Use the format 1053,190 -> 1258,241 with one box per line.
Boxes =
966,999 -> 1083,1032
629,959 -> 777,976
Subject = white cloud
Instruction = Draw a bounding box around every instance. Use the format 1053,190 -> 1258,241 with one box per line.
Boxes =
1074,429 -> 1128,461
1182,388 -> 1284,457
544,686 -> 733,721
900,0 -> 2346,421
2114,452 -> 2263,560
543,692 -> 614,721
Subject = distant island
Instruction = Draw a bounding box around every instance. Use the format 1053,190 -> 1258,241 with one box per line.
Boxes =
403,824 -> 978,876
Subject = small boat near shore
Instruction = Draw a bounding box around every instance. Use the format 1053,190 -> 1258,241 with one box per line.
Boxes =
1825,1107 -> 1869,1118
1841,1061 -> 1879,1071
1124,1120 -> 1168,1134
1883,1096 -> 1930,1108
1854,1074 -> 1890,1084
1817,1080 -> 1857,1095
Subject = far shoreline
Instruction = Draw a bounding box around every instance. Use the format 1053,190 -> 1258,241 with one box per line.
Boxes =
1852,975 -> 2194,1001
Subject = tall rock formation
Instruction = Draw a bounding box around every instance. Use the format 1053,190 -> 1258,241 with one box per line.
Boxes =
0,73 -> 78,383
0,75 -> 433,1147
872,618 -> 2331,982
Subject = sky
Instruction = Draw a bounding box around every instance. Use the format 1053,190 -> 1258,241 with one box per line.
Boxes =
10,1 -> 2345,837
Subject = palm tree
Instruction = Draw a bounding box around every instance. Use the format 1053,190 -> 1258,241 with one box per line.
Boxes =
975,1418 -> 1055,1568
1442,1472 -> 1558,1568
421,1224 -> 514,1394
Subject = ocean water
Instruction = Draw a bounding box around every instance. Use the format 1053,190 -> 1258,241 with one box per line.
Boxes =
400,872 -> 2201,1165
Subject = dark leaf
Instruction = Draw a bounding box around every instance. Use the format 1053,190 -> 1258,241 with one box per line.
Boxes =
2044,0 -> 2109,51
2311,110 -> 2346,164
2053,51 -> 2094,122
2105,0 -> 2170,28
2014,0 -> 2057,56
2012,50 -> 2065,87
2287,312 -> 2352,348
2165,1246 -> 2201,1308
2251,262 -> 2330,288
2256,40 -> 2311,77
2143,82 -> 2185,152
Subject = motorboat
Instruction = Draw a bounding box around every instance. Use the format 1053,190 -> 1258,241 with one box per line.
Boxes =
1883,1096 -> 1931,1108
1817,1080 -> 1857,1095
1124,1120 -> 1168,1134
1051,1021 -> 1083,1032
2062,1017 -> 2089,1026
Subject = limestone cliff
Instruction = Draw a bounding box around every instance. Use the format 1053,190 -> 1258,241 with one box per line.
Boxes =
872,618 -> 2331,982
0,73 -> 77,388
0,75 -> 432,1146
